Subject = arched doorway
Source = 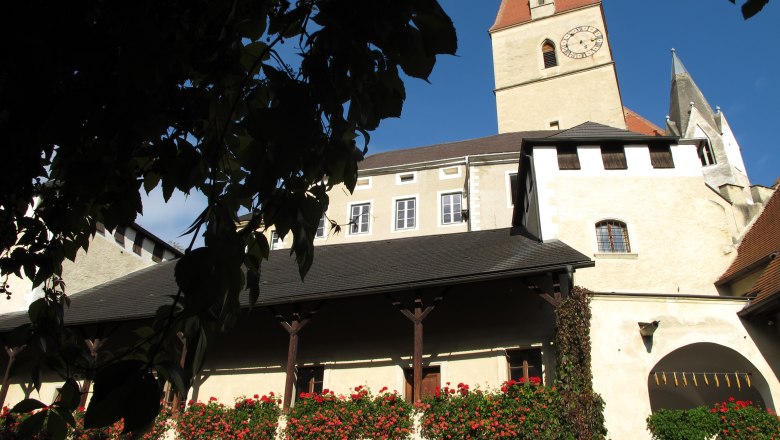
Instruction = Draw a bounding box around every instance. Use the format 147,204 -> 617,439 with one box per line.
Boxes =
648,342 -> 772,412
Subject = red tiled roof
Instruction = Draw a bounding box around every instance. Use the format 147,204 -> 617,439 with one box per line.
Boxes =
719,190 -> 780,284
490,0 -> 600,32
624,108 -> 665,137
752,257 -> 780,305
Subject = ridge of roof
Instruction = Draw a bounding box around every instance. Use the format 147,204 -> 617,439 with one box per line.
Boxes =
624,108 -> 665,137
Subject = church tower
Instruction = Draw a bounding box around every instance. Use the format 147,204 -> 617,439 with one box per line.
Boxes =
490,0 -> 626,133
666,49 -> 751,196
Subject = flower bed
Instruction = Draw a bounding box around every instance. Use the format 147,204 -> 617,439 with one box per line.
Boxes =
176,394 -> 280,440
418,380 -> 575,440
647,398 -> 780,440
285,386 -> 413,440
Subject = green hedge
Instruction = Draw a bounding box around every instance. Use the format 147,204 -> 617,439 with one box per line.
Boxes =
647,399 -> 780,440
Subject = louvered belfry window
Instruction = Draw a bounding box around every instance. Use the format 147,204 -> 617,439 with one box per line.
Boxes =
649,145 -> 675,169
596,220 -> 631,253
542,41 -> 557,69
601,145 -> 627,169
557,146 -> 581,170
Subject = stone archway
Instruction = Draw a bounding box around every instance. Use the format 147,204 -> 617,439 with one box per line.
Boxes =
648,342 -> 772,412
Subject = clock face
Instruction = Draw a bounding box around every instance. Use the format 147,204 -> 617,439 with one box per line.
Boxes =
560,26 -> 604,59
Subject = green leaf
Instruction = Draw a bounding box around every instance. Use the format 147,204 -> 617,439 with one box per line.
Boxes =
46,410 -> 68,440
11,398 -> 46,414
84,360 -> 145,429
53,407 -> 76,429
246,269 -> 261,308
57,379 -> 81,412
18,410 -> 47,439
122,373 -> 160,433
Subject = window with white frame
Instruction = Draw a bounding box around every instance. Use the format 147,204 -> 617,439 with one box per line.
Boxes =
595,220 -> 631,253
395,198 -> 416,230
315,215 -> 326,238
270,231 -> 283,250
349,203 -> 371,234
396,172 -> 416,185
441,193 -> 462,225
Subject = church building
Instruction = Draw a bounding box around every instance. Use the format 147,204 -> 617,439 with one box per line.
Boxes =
0,1 -> 778,439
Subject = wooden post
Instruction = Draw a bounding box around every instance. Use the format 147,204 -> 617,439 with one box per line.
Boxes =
273,303 -> 321,412
0,346 -> 25,408
80,338 -> 104,408
388,290 -> 443,402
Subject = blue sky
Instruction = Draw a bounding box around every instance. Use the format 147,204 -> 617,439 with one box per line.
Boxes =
138,0 -> 779,245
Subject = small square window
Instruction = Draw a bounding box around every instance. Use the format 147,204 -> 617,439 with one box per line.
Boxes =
601,146 -> 627,170
396,172 -> 417,185
507,348 -> 543,384
295,366 -> 324,400
649,145 -> 675,169
557,146 -> 581,170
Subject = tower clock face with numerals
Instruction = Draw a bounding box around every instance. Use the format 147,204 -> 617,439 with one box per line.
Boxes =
560,26 -> 604,59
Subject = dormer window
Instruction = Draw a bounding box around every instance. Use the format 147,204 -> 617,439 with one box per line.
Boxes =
542,41 -> 557,69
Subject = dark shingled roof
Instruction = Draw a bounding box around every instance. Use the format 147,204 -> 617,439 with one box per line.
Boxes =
522,122 -> 678,146
359,131 -> 555,170
0,228 -> 592,331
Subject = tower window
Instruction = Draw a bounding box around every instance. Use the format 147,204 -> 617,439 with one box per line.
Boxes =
697,140 -> 716,166
649,145 -> 675,169
542,41 -> 557,69
596,220 -> 631,253
557,146 -> 581,170
601,146 -> 627,170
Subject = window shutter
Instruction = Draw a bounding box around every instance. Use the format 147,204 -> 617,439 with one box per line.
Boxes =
556,146 -> 581,170
601,146 -> 627,169
649,145 -> 675,168
542,42 -> 557,68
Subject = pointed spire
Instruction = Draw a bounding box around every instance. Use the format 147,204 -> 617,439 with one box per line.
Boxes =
671,48 -> 688,79
668,49 -> 717,136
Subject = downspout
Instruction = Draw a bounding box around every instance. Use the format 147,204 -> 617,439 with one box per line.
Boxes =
464,156 -> 472,232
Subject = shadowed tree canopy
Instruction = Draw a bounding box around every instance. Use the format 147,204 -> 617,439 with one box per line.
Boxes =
0,0 -> 456,436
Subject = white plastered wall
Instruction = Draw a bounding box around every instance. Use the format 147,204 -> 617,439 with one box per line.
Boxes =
590,294 -> 780,440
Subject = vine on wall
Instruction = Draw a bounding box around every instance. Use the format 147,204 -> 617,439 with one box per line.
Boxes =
554,286 -> 608,439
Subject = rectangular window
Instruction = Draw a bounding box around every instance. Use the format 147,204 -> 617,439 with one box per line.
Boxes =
396,172 -> 416,184
441,193 -> 462,225
507,348 -> 543,384
350,203 -> 371,234
404,366 -> 440,403
557,146 -> 581,170
395,198 -> 416,230
315,216 -> 326,238
649,145 -> 675,169
508,173 -> 519,206
270,231 -> 283,250
601,145 -> 627,170
295,366 -> 324,400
